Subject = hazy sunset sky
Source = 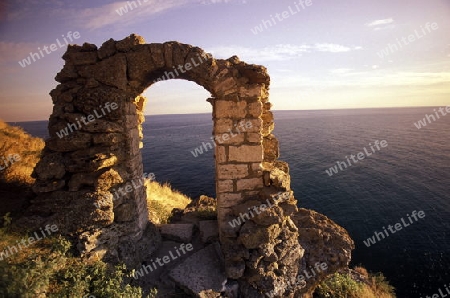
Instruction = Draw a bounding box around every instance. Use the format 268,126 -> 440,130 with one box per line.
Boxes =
0,0 -> 449,121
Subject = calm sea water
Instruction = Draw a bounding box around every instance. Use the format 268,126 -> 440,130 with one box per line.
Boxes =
16,107 -> 450,297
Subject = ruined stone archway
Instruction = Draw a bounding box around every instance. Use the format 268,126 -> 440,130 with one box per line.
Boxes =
25,34 -> 349,296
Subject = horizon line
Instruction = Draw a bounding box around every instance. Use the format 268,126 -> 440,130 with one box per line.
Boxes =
5,105 -> 447,123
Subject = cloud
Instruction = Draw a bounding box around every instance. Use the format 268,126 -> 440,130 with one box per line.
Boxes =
327,71 -> 450,87
207,43 -> 362,62
366,18 -> 394,27
313,43 -> 362,53
207,44 -> 308,62
61,0 -> 195,30
4,0 -> 64,21
4,0 -> 195,30
274,69 -> 450,90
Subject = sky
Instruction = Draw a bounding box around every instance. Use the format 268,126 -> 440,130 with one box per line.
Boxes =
0,0 -> 449,121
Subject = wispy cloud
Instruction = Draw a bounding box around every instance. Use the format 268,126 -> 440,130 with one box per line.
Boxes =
61,0 -> 194,30
4,0 -> 195,30
208,43 -> 362,62
366,18 -> 396,31
327,71 -> 450,87
314,43 -> 362,53
4,0 -> 64,21
366,18 -> 394,27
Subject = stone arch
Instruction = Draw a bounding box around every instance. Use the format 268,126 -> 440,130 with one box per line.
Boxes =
28,34 -> 302,294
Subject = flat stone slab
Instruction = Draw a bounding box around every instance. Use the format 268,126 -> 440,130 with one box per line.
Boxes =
199,220 -> 219,244
158,224 -> 193,243
169,243 -> 227,297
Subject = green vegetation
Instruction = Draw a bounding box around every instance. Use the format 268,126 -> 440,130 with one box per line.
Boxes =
0,215 -> 152,297
314,266 -> 396,298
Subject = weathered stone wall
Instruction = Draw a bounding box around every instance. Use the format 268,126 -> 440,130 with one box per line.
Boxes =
22,34 -> 353,297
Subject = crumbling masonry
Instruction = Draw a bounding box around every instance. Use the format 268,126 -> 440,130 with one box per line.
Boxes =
26,34 -> 354,297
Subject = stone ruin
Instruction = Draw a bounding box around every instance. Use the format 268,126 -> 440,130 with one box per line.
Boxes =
23,34 -> 354,297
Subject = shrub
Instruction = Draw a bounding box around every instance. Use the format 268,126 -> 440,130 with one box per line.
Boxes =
0,229 -> 145,297
314,269 -> 395,298
315,273 -> 362,298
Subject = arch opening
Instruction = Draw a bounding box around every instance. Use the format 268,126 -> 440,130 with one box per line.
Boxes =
141,79 -> 216,200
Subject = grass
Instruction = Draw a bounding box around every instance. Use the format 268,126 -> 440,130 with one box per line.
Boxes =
145,180 -> 192,224
0,120 -> 45,223
314,267 -> 396,298
0,215 -> 152,298
0,120 -> 44,185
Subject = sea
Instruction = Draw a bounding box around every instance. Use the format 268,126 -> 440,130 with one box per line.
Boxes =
14,107 -> 450,298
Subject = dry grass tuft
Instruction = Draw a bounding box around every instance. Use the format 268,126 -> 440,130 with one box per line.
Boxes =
145,180 -> 192,224
0,120 -> 44,185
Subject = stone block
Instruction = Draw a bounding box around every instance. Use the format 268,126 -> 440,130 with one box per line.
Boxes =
247,101 -> 262,118
217,179 -> 234,193
247,133 -> 262,143
213,77 -> 238,97
172,42 -> 191,67
33,153 -> 66,180
47,132 -> 92,152
114,203 -> 137,222
214,100 -> 246,119
159,224 -> 194,243
163,42 -> 174,68
217,193 -> 244,208
217,164 -> 248,180
213,118 -> 233,134
215,131 -> 245,145
116,34 -> 145,52
149,43 -> 165,68
92,133 -> 124,145
215,146 -> 227,164
78,54 -> 128,90
238,222 -> 282,249
236,178 -> 263,191
63,51 -> 98,66
239,85 -> 265,98
126,47 -> 156,81
199,220 -> 219,244
263,134 -> 280,162
97,38 -> 116,59
242,119 -> 262,133
169,243 -> 227,297
229,145 -> 263,163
